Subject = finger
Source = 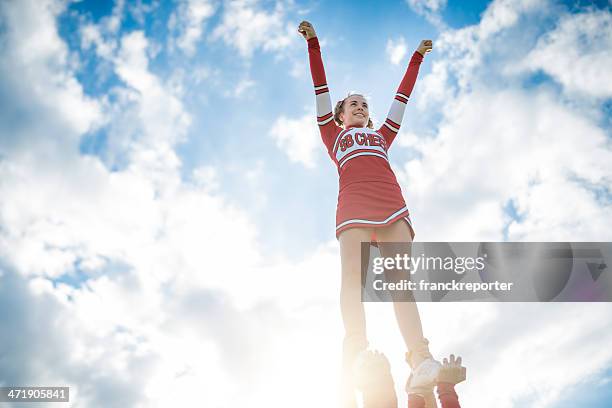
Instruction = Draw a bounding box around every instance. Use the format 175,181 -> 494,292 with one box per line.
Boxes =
456,356 -> 462,366
449,354 -> 455,364
443,357 -> 449,366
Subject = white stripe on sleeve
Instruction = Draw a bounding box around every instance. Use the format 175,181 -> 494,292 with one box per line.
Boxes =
387,99 -> 406,127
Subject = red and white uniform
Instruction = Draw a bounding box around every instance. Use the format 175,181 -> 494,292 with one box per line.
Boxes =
308,36 -> 423,240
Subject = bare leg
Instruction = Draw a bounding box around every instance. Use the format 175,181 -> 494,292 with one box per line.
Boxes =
338,226 -> 372,407
375,219 -> 432,368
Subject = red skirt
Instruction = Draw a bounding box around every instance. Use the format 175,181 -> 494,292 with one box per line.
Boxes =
335,181 -> 415,242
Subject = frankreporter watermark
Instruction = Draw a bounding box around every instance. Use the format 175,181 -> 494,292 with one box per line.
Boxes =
372,277 -> 514,293
360,242 -> 612,302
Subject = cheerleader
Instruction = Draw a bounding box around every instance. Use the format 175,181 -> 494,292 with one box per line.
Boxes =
298,21 -> 440,407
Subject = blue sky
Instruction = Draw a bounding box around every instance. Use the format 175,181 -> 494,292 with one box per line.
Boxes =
556,368 -> 612,407
1,0 -> 611,407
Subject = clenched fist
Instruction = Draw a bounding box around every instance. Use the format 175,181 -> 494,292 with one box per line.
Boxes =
298,20 -> 316,41
417,40 -> 433,56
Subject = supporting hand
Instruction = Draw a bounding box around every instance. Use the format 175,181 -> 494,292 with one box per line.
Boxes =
437,354 -> 466,385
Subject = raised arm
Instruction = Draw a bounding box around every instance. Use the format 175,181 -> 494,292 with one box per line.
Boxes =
379,40 -> 432,148
298,21 -> 341,151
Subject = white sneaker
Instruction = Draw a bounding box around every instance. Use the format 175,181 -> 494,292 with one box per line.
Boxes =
407,358 -> 442,389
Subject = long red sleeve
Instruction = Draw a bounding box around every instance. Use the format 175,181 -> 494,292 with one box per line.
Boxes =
436,382 -> 461,408
378,51 -> 424,148
396,51 -> 423,101
307,37 -> 341,151
307,37 -> 327,89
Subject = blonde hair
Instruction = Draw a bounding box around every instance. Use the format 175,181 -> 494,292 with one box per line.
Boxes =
334,93 -> 374,129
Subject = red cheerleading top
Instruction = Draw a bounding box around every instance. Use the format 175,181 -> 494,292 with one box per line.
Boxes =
307,36 -> 423,190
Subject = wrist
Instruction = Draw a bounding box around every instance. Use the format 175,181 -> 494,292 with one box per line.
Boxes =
307,36 -> 319,49
412,50 -> 425,62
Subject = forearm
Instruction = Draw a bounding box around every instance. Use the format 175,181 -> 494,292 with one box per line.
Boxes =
437,383 -> 461,408
308,37 -> 328,89
306,36 -> 339,149
379,51 -> 423,145
395,51 -> 424,103
307,37 -> 334,127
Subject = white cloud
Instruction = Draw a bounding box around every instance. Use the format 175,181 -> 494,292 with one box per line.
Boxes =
211,0 -> 296,58
269,112 -> 320,168
100,30 -> 192,173
79,0 -> 126,59
386,36 -> 408,65
406,0 -> 448,28
476,0 -> 546,40
415,0 -> 549,110
191,165 -> 220,193
77,6 -> 193,174
228,77 -> 256,98
401,1 -> 612,242
81,22 -> 116,60
0,2 -> 346,407
519,10 -> 612,99
168,0 -> 216,56
127,0 -> 159,26
0,0 -> 102,143
359,296 -> 612,408
389,2 -> 612,404
429,302 -> 612,408
397,88 -> 612,241
2,1 -> 612,408
407,0 -> 447,13
106,0 -> 126,33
